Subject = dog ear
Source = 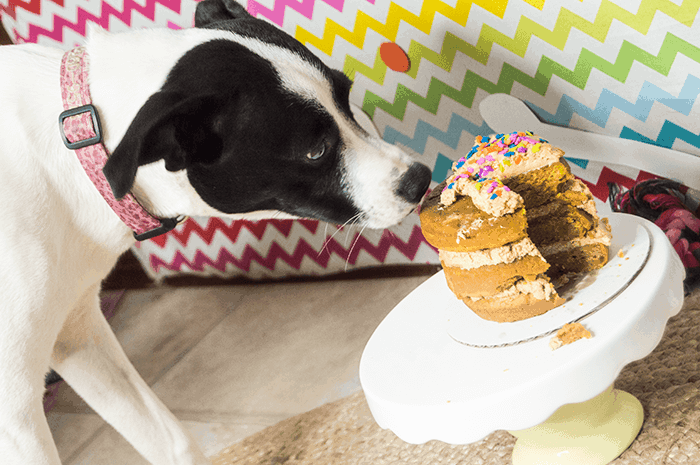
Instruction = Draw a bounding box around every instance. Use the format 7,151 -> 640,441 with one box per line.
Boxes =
194,0 -> 251,27
103,92 -> 224,199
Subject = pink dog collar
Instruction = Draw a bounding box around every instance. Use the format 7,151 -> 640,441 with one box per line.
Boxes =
59,47 -> 180,241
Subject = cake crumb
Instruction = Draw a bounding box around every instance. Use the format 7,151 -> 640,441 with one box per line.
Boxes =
617,250 -> 625,258
550,322 -> 592,350
549,338 -> 563,350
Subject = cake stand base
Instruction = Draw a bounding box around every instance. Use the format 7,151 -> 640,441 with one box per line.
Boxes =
508,385 -> 643,465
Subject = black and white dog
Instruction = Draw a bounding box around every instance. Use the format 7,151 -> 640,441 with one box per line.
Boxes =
0,0 -> 430,462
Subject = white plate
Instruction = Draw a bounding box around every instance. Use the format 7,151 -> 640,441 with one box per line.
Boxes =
446,214 -> 651,347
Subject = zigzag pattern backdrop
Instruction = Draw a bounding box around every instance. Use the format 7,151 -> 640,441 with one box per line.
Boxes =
136,217 -> 435,279
1,0 -> 197,47
2,0 -> 699,279
288,0 -> 700,158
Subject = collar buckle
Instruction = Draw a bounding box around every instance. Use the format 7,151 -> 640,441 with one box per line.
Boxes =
59,104 -> 103,150
132,216 -> 186,242
60,47 -> 181,243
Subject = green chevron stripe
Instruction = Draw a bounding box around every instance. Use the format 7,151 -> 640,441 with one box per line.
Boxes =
347,0 -> 699,86
362,33 -> 700,119
344,51 -> 388,84
404,32 -> 485,79
362,65 -> 541,119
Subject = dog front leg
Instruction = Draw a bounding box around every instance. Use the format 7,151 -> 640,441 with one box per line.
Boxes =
51,288 -> 210,465
0,354 -> 62,465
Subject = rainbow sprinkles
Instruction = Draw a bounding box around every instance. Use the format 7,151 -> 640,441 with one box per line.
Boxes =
440,131 -> 565,217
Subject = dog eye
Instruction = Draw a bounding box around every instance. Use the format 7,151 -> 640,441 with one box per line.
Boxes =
307,144 -> 326,160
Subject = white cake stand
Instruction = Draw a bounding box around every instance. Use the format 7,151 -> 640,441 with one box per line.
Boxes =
359,213 -> 685,464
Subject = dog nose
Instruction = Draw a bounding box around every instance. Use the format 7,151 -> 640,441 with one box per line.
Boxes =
396,162 -> 432,204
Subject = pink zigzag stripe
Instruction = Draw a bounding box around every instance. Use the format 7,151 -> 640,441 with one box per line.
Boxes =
246,0 -> 345,27
155,217 -> 321,249
14,0 -> 181,45
150,224 -> 434,273
246,0 -> 376,28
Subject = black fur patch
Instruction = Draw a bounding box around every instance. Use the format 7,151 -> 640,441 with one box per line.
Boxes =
105,38 -> 361,224
197,7 -> 358,127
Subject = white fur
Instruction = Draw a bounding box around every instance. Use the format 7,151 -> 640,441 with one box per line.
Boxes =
0,26 -> 419,464
86,25 -> 417,227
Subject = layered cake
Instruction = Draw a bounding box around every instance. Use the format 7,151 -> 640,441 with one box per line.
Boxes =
420,131 -> 611,322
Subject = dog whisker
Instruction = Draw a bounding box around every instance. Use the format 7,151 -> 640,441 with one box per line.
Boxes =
319,221 -> 331,255
320,221 -> 341,256
343,213 -> 363,248
345,223 -> 367,272
320,213 -> 362,256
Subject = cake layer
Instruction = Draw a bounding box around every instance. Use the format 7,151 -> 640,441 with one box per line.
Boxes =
442,254 -> 550,298
553,178 -> 597,217
504,161 -> 572,209
462,286 -> 564,323
540,219 -> 612,280
527,204 -> 596,246
527,178 -> 596,221
543,243 -> 610,279
538,219 -> 612,258
466,275 -> 558,301
420,181 -> 528,253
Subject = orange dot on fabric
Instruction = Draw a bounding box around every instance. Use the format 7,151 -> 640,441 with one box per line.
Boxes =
380,42 -> 410,73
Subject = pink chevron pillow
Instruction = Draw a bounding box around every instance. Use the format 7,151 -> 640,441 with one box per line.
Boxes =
0,0 -> 437,280
0,0 -> 197,48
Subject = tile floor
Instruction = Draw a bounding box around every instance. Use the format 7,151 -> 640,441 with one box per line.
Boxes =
46,274 -> 433,464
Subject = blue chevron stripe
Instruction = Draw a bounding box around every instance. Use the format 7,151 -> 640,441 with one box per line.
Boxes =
565,157 -> 590,169
381,75 -> 700,173
620,120 -> 700,152
383,113 -> 493,154
432,153 -> 454,183
383,113 -> 595,179
526,75 -> 700,128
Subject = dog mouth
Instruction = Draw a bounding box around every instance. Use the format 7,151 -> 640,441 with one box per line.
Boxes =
355,202 -> 421,229
277,194 -> 423,230
343,161 -> 432,230
352,191 -> 429,230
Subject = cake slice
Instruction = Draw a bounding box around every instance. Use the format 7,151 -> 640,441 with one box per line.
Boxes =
419,131 -> 611,322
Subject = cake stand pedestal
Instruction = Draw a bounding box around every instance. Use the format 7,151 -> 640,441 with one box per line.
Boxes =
508,385 -> 643,464
359,213 -> 684,464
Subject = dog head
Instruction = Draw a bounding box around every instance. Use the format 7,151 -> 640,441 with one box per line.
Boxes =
103,0 -> 431,229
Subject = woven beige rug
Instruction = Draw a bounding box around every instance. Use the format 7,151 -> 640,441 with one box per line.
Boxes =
212,289 -> 700,464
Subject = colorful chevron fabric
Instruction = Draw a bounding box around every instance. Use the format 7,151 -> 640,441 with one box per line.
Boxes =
284,0 -> 700,166
2,0 -> 698,279
0,0 -> 197,47
132,216 -> 438,280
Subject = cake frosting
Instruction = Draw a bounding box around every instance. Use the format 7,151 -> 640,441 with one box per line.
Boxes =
439,238 -> 542,271
420,131 -> 612,323
440,132 -> 563,215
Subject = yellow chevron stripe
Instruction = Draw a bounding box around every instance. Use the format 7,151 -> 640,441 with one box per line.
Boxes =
522,0 -> 545,9
336,0 -> 699,87
295,0 -> 508,57
403,0 -> 699,77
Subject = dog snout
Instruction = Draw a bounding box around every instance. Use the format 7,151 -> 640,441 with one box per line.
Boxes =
395,162 -> 432,205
